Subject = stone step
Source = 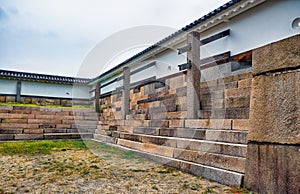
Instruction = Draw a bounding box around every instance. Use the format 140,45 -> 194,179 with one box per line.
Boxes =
44,133 -> 93,140
71,124 -> 98,129
113,132 -> 247,157
93,134 -> 117,144
132,127 -> 247,144
92,138 -> 244,186
116,138 -> 245,173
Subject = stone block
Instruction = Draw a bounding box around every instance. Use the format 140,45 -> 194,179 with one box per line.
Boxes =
0,134 -> 14,140
56,124 -> 71,129
225,97 -> 250,108
206,130 -> 248,144
175,128 -> 205,139
169,120 -> 185,128
245,143 -> 300,194
14,134 -> 44,140
141,136 -> 176,147
185,119 -> 210,129
2,118 -> 27,123
232,119 -> 249,130
141,143 -> 174,157
167,111 -> 187,120
124,120 -> 143,127
133,127 -> 159,135
28,119 -> 61,124
173,149 -> 245,173
117,139 -> 142,150
0,96 -> 6,102
225,87 -> 251,99
0,123 -> 39,129
209,119 -> 232,130
238,78 -> 252,88
6,96 -> 15,103
0,113 -> 35,119
0,128 -> 23,134
252,34 -> 300,75
148,120 -> 169,127
119,133 -> 142,142
23,129 -> 44,134
248,70 -> 300,144
159,128 -> 175,137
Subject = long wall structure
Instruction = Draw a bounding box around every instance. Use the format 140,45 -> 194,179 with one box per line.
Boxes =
0,0 -> 299,192
89,0 -> 300,192
0,69 -> 92,106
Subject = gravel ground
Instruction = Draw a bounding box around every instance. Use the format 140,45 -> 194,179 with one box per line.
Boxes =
0,146 -> 237,193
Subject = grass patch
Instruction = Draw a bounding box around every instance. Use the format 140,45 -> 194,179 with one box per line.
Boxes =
85,142 -> 141,160
0,102 -> 93,109
0,140 -> 87,155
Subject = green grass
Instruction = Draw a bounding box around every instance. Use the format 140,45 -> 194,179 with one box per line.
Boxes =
0,102 -> 93,109
0,140 -> 87,155
0,140 -> 141,161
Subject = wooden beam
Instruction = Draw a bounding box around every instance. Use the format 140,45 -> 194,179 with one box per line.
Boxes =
16,81 -> 21,103
186,31 -> 201,119
95,82 -> 101,113
200,29 -> 230,45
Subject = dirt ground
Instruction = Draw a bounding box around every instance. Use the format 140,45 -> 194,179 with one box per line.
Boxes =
0,142 -> 245,193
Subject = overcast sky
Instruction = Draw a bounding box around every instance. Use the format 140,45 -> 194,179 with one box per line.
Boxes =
0,0 -> 229,78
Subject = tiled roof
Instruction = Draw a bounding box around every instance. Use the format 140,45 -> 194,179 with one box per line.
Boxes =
91,0 -> 242,83
0,69 -> 90,84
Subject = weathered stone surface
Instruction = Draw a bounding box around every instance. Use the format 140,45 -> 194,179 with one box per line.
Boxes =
1,118 -> 27,123
169,120 -> 184,128
0,96 -> 6,102
232,119 -> 249,131
173,149 -> 245,173
0,128 -> 23,134
252,34 -> 300,75
133,127 -> 159,135
176,139 -> 247,157
6,96 -> 15,103
141,143 -> 174,157
117,139 -> 142,150
119,133 -> 142,142
141,136 -> 176,147
14,134 -> 44,140
148,120 -> 169,128
248,70 -> 300,144
23,129 -> 44,134
0,113 -> 35,119
225,87 -> 251,99
237,78 -> 252,88
175,128 -> 205,139
245,143 -> 300,194
0,134 -> 14,140
206,130 -> 248,144
185,119 -> 210,128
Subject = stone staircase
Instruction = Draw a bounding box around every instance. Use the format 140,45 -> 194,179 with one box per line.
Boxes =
93,118 -> 248,186
0,106 -> 98,140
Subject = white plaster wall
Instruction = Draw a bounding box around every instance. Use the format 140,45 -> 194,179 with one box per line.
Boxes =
21,81 -> 90,99
98,0 -> 300,94
0,79 -> 18,95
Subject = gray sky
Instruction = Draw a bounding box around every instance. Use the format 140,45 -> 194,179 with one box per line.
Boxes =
0,0 -> 229,78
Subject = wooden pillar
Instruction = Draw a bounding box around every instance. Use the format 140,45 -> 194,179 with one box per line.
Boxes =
95,81 -> 101,113
186,31 -> 201,119
16,81 -> 21,103
122,67 -> 130,120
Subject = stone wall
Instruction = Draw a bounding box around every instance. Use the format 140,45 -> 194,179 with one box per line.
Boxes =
0,106 -> 98,140
244,34 -> 299,193
100,70 -> 252,122
95,64 -> 252,186
0,95 -> 92,106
